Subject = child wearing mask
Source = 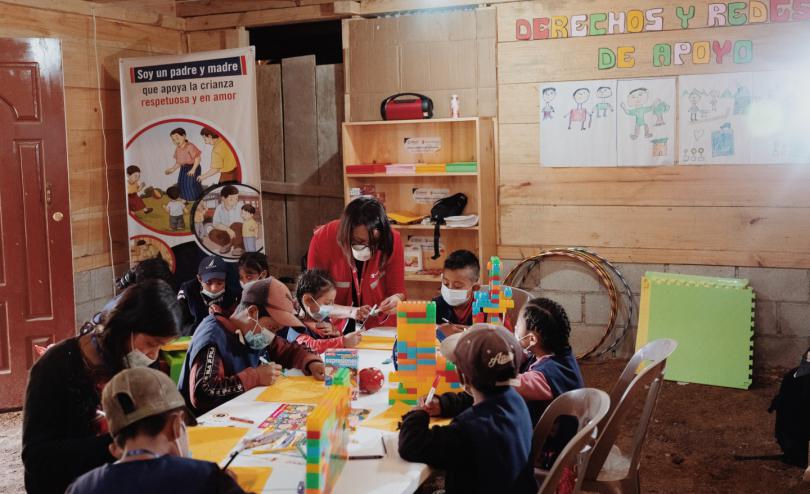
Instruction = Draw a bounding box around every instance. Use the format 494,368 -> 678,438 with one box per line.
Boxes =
178,255 -> 239,336
178,278 -> 324,415
434,249 -> 481,340
65,368 -> 247,494
238,252 -> 269,290
422,298 -> 583,425
399,324 -> 536,494
292,269 -> 364,353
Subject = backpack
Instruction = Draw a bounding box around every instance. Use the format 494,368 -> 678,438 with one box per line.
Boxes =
429,193 -> 467,260
769,365 -> 810,467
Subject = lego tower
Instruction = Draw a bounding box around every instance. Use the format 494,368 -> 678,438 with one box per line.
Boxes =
389,301 -> 461,405
306,368 -> 351,494
473,256 -> 515,325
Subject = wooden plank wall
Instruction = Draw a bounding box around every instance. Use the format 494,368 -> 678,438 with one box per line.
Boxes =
0,0 -> 185,273
343,8 -> 497,121
495,0 -> 810,268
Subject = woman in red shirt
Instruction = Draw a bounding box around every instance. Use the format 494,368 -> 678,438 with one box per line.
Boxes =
307,197 -> 405,331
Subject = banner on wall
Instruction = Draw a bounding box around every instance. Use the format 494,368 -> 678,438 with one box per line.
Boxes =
120,47 -> 262,283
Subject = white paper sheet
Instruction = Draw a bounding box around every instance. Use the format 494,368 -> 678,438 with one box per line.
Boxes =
749,70 -> 810,165
539,80 -> 618,167
678,73 -> 754,165
616,78 -> 676,166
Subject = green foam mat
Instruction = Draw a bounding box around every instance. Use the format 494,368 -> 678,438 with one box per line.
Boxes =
636,272 -> 754,390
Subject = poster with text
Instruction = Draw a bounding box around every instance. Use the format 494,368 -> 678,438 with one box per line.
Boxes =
539,80 -> 617,167
617,78 -> 676,166
120,47 -> 262,284
749,70 -> 810,165
678,73 -> 753,165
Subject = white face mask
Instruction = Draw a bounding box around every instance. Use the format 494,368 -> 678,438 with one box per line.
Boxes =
240,280 -> 256,290
441,284 -> 470,307
351,244 -> 372,262
244,318 -> 276,350
201,287 -> 225,299
175,420 -> 192,459
126,333 -> 156,368
305,301 -> 333,322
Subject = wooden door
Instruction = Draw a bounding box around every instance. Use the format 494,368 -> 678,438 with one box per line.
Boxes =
0,38 -> 74,409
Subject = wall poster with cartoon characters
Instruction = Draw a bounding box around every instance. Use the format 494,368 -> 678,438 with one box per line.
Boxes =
120,47 -> 263,282
539,80 -> 618,167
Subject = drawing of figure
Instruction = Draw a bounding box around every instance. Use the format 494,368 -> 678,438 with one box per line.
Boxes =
593,86 -> 614,118
620,87 -> 655,140
709,89 -> 719,112
712,122 -> 735,157
652,99 -> 670,126
194,201 -> 208,239
733,86 -> 751,115
566,88 -> 591,131
164,127 -> 203,201
198,127 -> 238,184
241,204 -> 258,253
541,87 -> 556,120
688,90 -> 701,122
126,165 -> 153,215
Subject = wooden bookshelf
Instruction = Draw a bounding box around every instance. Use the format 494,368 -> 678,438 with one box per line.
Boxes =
342,117 -> 496,300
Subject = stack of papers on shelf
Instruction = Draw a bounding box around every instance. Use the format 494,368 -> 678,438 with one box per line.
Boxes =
415,163 -> 446,173
385,163 -> 416,175
346,164 -> 387,174
444,215 -> 479,228
445,161 -> 478,173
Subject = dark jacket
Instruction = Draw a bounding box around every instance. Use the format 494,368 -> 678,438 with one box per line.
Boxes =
178,315 -> 322,415
398,387 -> 536,494
65,456 -> 246,494
177,279 -> 238,336
521,347 -> 584,424
22,338 -> 115,494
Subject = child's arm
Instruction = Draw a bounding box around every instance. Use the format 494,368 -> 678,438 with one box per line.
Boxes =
515,370 -> 553,401
189,345 -> 258,413
398,410 -> 470,470
435,391 -> 474,418
295,333 -> 347,353
266,336 -> 323,376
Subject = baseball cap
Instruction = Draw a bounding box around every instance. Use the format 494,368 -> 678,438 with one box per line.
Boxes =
198,255 -> 227,282
241,277 -> 304,328
439,323 -> 523,390
102,367 -> 197,437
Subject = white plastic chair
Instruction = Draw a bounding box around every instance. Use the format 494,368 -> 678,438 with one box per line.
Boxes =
530,388 -> 611,494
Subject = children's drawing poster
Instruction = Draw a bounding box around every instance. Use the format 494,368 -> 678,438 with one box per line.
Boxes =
749,70 -> 810,165
678,73 -> 753,165
616,78 -> 676,166
539,80 -> 618,167
120,47 -> 262,283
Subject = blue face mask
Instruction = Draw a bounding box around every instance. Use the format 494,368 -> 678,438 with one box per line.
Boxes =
244,318 -> 276,350
305,302 -> 333,322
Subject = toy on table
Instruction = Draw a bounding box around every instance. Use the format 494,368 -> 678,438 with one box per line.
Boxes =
472,256 -> 515,325
358,367 -> 384,394
258,404 -> 314,432
324,348 -> 359,399
306,367 -> 352,494
388,301 -> 461,406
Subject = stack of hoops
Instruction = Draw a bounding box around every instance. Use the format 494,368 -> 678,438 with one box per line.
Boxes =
504,248 -> 635,360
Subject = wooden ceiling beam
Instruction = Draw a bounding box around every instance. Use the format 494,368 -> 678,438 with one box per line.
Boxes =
184,1 -> 359,30
0,0 -> 186,29
176,0 -> 332,18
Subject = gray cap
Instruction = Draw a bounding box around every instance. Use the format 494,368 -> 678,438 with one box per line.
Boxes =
102,367 -> 196,437
439,323 -> 523,390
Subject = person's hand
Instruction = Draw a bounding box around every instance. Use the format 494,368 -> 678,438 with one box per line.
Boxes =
378,294 -> 403,314
187,168 -> 196,177
164,167 -> 174,175
343,331 -> 362,348
256,362 -> 282,386
316,321 -> 340,337
308,361 -> 325,381
417,396 -> 442,417
196,175 -> 204,183
353,305 -> 372,321
208,303 -> 224,315
438,323 -> 466,338
227,228 -> 236,239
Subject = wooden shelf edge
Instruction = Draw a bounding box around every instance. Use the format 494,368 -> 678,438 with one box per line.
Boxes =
345,172 -> 479,178
405,274 -> 442,282
344,117 -> 483,126
393,224 -> 479,231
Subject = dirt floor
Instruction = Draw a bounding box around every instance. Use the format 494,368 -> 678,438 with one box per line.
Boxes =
0,360 -> 807,493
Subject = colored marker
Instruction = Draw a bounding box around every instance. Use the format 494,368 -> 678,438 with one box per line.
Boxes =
229,416 -> 255,425
348,455 -> 384,460
425,375 -> 441,405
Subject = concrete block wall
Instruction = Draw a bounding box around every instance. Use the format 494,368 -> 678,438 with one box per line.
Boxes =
73,264 -> 128,330
502,259 -> 810,370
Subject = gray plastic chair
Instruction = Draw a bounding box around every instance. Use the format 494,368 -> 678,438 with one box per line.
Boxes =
581,338 -> 678,494
531,388 -> 611,494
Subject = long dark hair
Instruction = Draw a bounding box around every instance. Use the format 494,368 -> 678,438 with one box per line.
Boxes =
295,269 -> 335,309
338,197 -> 393,265
97,279 -> 182,373
521,297 -> 571,355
